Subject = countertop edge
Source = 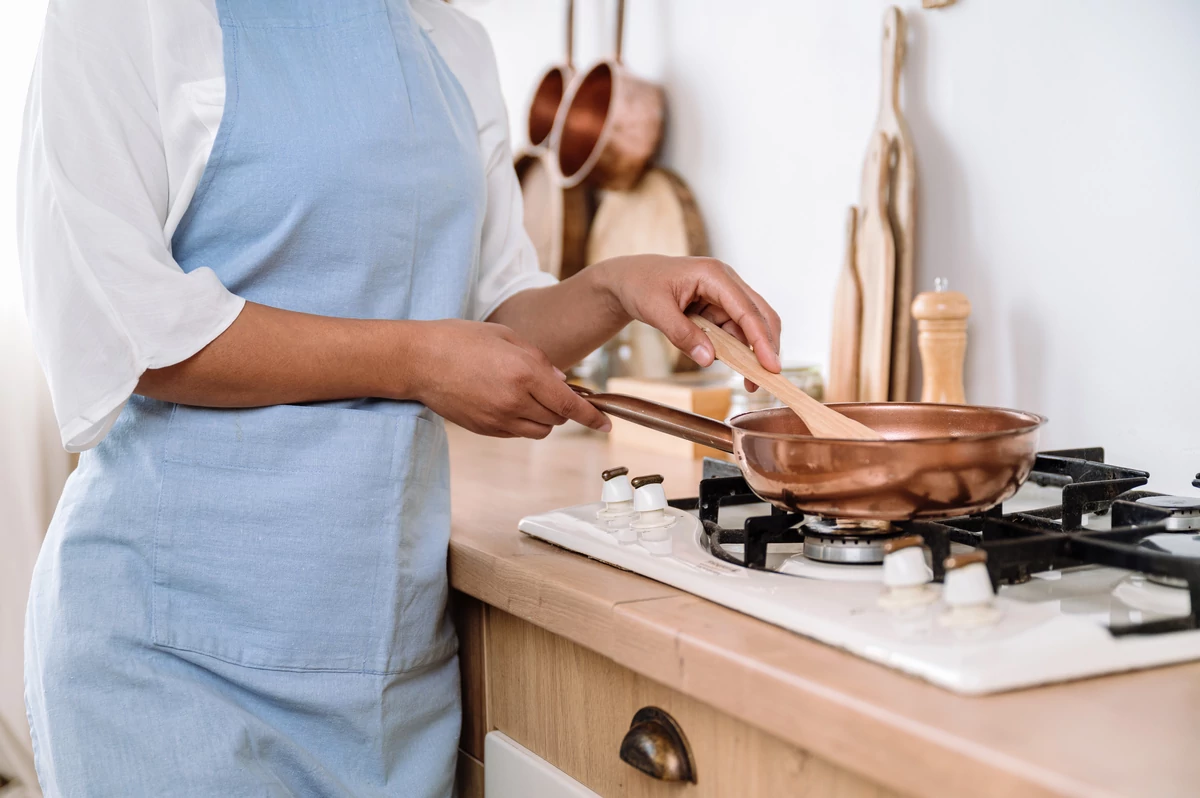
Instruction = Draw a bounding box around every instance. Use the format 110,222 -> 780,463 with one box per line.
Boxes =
448,534 -> 1096,798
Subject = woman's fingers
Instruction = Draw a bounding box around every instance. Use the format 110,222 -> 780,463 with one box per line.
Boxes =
530,369 -> 611,432
643,300 -> 721,367
505,336 -> 604,431
730,279 -> 782,367
507,419 -> 555,439
637,261 -> 781,375
692,261 -> 781,373
521,401 -> 569,428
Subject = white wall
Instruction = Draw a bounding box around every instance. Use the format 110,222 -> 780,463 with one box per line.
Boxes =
461,0 -> 1200,493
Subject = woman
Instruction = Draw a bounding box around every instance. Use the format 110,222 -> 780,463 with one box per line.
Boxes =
19,0 -> 781,795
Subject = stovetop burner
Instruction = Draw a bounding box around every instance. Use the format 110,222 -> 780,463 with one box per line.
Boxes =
669,448 -> 1200,636
801,519 -> 899,564
1136,495 -> 1200,530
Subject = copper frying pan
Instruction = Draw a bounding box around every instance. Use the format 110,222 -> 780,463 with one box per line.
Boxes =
572,386 -> 1046,521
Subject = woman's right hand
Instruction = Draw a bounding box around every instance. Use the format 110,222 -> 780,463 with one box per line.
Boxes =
410,320 -> 611,439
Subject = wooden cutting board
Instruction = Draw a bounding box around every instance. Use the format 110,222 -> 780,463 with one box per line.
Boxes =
586,167 -> 710,377
516,148 -> 592,280
827,206 -> 860,403
862,6 -> 917,402
855,132 -> 896,403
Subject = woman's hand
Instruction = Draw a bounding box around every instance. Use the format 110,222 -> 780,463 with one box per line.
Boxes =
594,255 -> 783,388
409,320 -> 611,439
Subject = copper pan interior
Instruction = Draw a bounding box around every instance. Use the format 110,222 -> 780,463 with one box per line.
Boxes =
732,402 -> 1044,441
556,62 -> 614,180
732,403 -> 1046,521
529,67 -> 571,147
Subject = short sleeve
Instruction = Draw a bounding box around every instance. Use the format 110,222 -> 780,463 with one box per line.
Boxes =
18,0 -> 245,452
420,3 -> 557,322
468,107 -> 557,322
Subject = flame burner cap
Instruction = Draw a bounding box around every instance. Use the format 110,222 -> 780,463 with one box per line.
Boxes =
801,519 -> 900,565
1136,495 -> 1200,531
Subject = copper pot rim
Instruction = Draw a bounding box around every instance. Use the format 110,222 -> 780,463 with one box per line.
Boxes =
553,58 -> 625,186
528,64 -> 576,148
728,402 -> 1047,445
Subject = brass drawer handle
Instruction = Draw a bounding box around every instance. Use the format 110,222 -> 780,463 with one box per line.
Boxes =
618,706 -> 696,783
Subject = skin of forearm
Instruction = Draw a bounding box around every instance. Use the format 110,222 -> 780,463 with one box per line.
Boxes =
134,301 -> 420,407
136,261 -> 632,409
485,262 -> 630,368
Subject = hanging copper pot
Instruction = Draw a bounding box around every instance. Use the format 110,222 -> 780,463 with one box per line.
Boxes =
553,0 -> 665,190
527,0 -> 576,148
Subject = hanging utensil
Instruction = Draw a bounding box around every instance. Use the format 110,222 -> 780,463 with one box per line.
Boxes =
855,131 -> 896,402
516,0 -> 592,279
827,206 -> 861,403
865,6 -> 917,402
553,0 -> 664,190
527,0 -> 576,148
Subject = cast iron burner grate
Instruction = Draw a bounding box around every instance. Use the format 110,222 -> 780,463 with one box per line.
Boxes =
667,448 -> 1200,637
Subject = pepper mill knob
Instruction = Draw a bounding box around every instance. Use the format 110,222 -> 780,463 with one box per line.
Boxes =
911,279 -> 971,404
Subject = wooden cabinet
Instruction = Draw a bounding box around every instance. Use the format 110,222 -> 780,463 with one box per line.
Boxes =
453,592 -> 901,798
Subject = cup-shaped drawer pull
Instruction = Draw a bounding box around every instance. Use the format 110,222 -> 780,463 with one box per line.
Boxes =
618,706 -> 696,783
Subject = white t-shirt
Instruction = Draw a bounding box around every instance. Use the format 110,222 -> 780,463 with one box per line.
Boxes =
18,0 -> 553,452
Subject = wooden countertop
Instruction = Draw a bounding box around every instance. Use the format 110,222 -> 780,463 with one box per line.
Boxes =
446,425 -> 1200,798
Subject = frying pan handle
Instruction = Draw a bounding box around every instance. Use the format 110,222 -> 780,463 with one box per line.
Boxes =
570,384 -> 735,454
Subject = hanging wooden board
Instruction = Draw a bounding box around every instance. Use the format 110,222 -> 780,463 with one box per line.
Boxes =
855,132 -> 896,403
515,148 -> 592,280
586,167 -> 710,377
827,206 -> 861,403
587,167 -> 708,263
861,6 -> 917,402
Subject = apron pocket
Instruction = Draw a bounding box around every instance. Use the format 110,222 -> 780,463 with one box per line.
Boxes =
151,403 -> 440,673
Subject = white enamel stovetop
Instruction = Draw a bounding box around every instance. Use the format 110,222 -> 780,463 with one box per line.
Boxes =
519,482 -> 1200,695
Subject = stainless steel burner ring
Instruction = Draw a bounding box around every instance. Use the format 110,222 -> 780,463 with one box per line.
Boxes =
802,534 -> 891,565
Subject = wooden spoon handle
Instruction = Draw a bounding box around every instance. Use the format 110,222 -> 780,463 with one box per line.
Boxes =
687,314 -> 883,440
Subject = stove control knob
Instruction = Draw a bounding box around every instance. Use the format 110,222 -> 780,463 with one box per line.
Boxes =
598,467 -> 635,519
632,474 -> 668,512
878,536 -> 937,610
631,475 -> 675,543
939,551 -> 1001,627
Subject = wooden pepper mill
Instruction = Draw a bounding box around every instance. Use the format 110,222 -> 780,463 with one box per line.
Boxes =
911,278 -> 970,404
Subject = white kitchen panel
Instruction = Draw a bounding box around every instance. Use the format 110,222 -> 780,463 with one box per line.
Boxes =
484,732 -> 600,798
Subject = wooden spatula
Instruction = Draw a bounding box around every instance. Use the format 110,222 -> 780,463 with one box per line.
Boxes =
688,314 -> 884,440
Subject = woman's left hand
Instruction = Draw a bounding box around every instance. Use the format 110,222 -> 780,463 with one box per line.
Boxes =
595,255 -> 782,388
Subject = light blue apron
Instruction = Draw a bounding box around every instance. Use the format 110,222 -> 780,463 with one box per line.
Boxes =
24,1 -> 483,795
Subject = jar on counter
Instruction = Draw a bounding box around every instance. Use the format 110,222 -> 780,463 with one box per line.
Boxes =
726,364 -> 825,421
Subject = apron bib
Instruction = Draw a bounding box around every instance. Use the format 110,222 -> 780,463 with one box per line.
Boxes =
25,1 -> 483,795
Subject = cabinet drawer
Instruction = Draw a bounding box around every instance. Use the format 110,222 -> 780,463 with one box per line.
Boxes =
485,608 -> 901,798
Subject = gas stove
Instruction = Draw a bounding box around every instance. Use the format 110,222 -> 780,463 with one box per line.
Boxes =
518,448 -> 1200,694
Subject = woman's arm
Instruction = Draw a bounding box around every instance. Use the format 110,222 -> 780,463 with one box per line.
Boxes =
136,302 -> 612,438
137,250 -> 782,440
135,302 -> 416,407
487,254 -> 783,377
